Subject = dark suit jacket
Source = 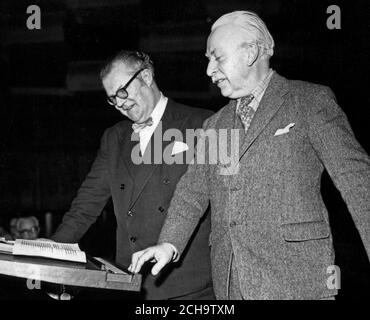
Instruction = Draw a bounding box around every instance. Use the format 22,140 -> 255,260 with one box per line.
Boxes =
159,73 -> 370,299
52,99 -> 213,299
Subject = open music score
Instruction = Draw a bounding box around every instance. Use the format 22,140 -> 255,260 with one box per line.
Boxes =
12,239 -> 87,263
0,237 -> 14,253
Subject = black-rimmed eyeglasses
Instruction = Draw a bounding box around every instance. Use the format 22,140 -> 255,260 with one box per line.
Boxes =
106,68 -> 145,106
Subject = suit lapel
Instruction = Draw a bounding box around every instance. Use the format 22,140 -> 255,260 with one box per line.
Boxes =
239,73 -> 289,160
215,100 -> 236,130
119,124 -> 137,182
128,99 -> 183,208
214,100 -> 243,176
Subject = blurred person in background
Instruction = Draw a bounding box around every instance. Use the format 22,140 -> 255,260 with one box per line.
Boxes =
16,216 -> 40,240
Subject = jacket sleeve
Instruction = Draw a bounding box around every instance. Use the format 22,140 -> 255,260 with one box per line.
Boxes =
158,117 -> 212,256
308,87 -> 370,259
51,130 -> 111,243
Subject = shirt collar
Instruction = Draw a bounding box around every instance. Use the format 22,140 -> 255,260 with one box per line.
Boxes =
140,92 -> 167,133
236,69 -> 274,112
250,69 -> 274,103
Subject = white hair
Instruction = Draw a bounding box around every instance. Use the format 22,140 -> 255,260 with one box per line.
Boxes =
211,11 -> 274,56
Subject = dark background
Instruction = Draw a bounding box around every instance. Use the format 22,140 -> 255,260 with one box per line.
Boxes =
0,0 -> 369,299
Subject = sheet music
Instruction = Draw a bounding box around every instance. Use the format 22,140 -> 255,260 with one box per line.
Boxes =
0,243 -> 13,253
0,238 -> 14,253
12,239 -> 87,263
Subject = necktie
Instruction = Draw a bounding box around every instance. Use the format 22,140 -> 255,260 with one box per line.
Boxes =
132,117 -> 153,133
236,94 -> 255,131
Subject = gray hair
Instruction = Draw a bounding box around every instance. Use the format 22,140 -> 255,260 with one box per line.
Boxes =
100,50 -> 155,80
211,11 -> 274,56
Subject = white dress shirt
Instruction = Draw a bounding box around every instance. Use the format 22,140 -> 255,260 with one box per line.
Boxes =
138,92 -> 168,155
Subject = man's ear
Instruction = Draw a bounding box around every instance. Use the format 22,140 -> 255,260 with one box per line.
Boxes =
141,69 -> 154,87
245,43 -> 259,66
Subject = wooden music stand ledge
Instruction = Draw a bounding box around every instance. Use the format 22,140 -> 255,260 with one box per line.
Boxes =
0,252 -> 141,292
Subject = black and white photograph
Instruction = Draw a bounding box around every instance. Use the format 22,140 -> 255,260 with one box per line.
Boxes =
0,0 -> 369,305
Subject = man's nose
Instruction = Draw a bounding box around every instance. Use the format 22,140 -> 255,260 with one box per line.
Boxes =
115,97 -> 127,109
206,59 -> 216,77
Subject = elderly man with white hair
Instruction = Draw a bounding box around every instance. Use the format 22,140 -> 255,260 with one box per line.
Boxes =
129,11 -> 370,300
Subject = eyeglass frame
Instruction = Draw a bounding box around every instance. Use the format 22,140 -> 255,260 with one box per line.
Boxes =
106,68 -> 145,106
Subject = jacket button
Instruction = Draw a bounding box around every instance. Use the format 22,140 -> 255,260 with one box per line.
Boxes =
127,210 -> 133,217
120,184 -> 125,190
130,236 -> 137,243
229,221 -> 237,228
158,206 -> 165,213
163,178 -> 170,185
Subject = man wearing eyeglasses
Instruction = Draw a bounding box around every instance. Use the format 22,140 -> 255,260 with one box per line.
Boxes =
51,51 -> 214,300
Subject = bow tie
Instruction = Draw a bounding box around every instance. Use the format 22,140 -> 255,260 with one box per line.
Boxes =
132,117 -> 154,133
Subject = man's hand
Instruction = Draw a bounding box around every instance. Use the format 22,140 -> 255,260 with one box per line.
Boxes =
129,243 -> 176,275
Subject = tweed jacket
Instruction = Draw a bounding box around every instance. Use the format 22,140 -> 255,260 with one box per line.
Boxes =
159,73 -> 370,299
52,99 -> 213,299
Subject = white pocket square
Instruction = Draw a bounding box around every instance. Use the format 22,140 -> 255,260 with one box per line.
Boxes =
171,141 -> 189,155
274,123 -> 295,136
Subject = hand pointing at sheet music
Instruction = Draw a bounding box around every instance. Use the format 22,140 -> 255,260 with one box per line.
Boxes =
129,243 -> 177,275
